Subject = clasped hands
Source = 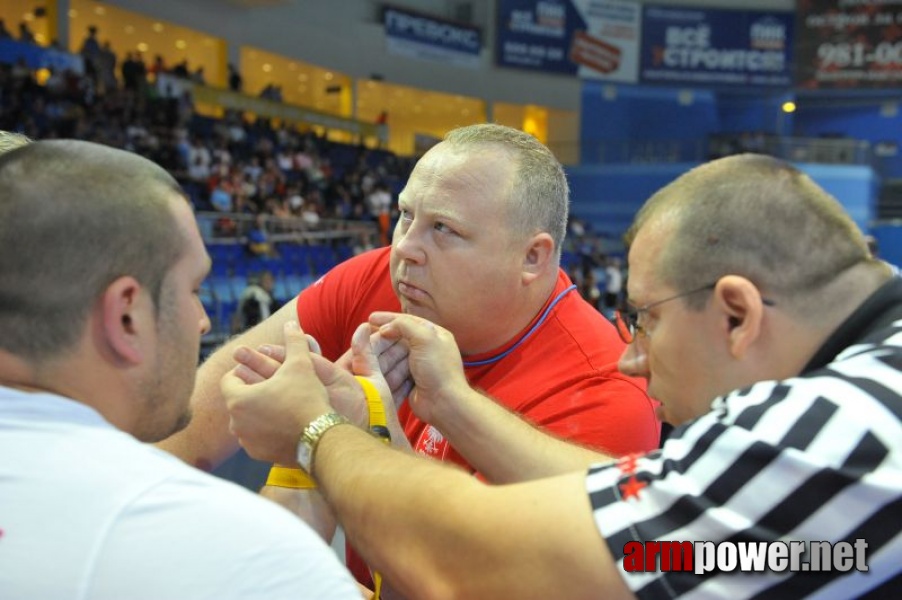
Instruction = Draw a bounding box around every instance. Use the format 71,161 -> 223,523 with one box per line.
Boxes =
220,312 -> 470,467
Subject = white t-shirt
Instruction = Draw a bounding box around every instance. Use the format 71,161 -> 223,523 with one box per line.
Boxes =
0,386 -> 360,599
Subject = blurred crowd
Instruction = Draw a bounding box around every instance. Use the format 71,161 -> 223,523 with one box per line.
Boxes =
0,23 -> 415,239
0,21 -> 619,307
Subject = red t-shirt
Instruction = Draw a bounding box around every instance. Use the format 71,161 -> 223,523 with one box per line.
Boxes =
295,247 -> 659,582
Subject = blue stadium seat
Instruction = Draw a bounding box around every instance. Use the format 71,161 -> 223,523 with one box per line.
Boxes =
229,274 -> 249,300
273,272 -> 292,304
308,245 -> 337,276
335,244 -> 354,264
281,245 -> 312,276
206,274 -> 235,304
284,273 -> 316,297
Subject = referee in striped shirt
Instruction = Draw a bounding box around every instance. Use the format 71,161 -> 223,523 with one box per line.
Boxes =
223,153 -> 900,599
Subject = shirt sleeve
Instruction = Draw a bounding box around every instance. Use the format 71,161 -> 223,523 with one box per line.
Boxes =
585,373 -> 900,598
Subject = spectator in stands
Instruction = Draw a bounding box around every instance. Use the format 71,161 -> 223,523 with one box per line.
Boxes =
366,181 -> 392,247
235,271 -> 278,332
79,25 -> 101,81
158,123 -> 659,591
172,59 -> 190,80
148,54 -> 166,80
300,193 -> 322,228
97,41 -> 118,94
209,179 -> 233,213
228,63 -> 243,92
0,139 -> 359,599
187,135 -> 212,183
0,19 -> 12,39
120,51 -> 138,91
192,66 -> 206,85
17,21 -> 35,44
0,49 -> 411,242
603,256 -> 624,312
245,213 -> 276,258
224,153 -> 901,599
576,265 -> 601,310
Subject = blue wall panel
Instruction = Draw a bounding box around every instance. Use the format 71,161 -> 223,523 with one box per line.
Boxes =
567,162 -> 879,254
794,102 -> 902,178
581,83 -> 719,163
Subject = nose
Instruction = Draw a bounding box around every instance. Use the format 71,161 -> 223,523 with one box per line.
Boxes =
199,304 -> 212,336
392,222 -> 426,265
617,341 -> 648,378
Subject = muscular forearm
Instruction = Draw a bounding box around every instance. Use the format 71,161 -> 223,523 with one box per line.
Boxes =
315,425 -> 630,600
432,387 -> 613,483
316,425 -> 490,599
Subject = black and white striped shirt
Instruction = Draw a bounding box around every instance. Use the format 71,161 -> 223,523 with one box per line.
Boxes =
588,278 -> 902,598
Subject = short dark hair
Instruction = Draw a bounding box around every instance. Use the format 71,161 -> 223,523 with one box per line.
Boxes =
625,154 -> 872,310
0,140 -> 187,361
444,124 -> 569,259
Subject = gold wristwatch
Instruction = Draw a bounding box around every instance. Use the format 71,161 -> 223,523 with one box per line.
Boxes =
296,412 -> 351,474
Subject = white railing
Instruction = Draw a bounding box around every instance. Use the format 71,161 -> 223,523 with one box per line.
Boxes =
195,212 -> 378,245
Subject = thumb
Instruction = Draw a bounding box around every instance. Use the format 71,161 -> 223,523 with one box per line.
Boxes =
281,320 -> 312,368
220,368 -> 248,406
350,322 -> 380,377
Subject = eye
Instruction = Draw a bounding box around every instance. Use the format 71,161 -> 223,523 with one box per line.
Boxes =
626,309 -> 640,331
434,221 -> 455,235
399,208 -> 413,222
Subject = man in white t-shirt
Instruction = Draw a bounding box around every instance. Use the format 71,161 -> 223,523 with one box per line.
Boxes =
0,139 -> 360,599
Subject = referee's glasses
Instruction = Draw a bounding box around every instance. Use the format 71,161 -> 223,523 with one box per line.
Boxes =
610,282 -> 775,344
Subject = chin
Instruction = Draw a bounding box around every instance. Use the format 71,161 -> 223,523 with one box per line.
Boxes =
167,406 -> 194,438
142,406 -> 193,444
402,303 -> 431,320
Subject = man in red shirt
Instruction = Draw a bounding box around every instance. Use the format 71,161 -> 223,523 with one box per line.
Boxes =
160,123 -> 658,587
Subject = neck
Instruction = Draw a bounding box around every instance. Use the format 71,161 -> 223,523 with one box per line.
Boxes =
800,260 -> 891,334
458,272 -> 560,357
0,351 -> 48,394
764,261 -> 892,380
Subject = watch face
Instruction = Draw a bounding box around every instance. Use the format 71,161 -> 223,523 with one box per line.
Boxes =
297,442 -> 313,473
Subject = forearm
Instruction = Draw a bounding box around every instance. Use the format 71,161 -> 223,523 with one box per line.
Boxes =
315,426 -> 630,600
315,426 -> 489,599
433,387 -> 613,483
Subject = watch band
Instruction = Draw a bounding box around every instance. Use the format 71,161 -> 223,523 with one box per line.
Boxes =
296,412 -> 351,475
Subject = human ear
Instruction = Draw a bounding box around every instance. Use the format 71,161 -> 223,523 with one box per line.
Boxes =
522,232 -> 554,284
715,276 -> 765,359
99,276 -> 148,366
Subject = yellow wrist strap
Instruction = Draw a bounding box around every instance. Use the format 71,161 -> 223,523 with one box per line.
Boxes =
355,376 -> 391,444
373,571 -> 383,599
266,379 -> 387,489
265,464 -> 317,489
355,376 -> 388,599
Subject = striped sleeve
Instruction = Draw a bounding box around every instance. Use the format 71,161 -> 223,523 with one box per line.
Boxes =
586,348 -> 902,599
